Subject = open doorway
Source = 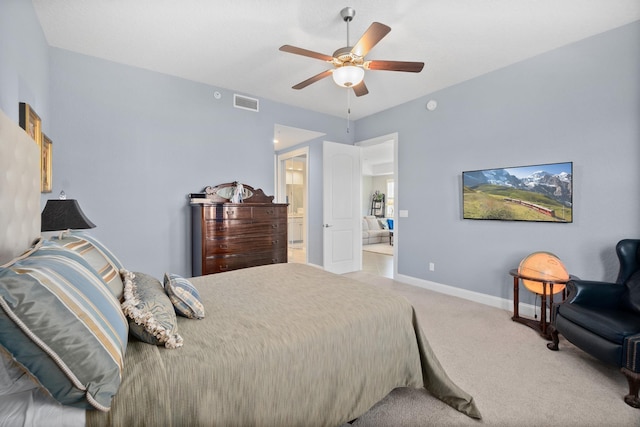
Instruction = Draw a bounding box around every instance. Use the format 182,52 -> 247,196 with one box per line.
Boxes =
274,124 -> 326,265
357,135 -> 397,278
276,147 -> 309,264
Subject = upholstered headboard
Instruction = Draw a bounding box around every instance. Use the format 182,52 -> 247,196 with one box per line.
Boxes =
0,108 -> 41,265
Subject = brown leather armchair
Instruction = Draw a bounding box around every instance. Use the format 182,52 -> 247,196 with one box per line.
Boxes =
547,239 -> 640,408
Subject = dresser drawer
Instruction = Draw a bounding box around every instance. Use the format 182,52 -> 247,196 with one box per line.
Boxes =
204,256 -> 252,274
203,205 -> 253,220
252,248 -> 287,265
204,219 -> 287,236
204,249 -> 287,273
252,206 -> 287,220
204,234 -> 286,255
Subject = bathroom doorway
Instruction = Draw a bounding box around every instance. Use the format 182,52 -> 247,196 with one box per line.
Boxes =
276,147 -> 308,264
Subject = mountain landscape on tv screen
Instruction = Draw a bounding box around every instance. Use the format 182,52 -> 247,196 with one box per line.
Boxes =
463,169 -> 572,204
463,166 -> 572,222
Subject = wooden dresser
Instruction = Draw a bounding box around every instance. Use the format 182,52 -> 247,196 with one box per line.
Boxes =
190,182 -> 288,276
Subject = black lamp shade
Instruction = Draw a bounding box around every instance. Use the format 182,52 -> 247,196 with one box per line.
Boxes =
41,199 -> 96,232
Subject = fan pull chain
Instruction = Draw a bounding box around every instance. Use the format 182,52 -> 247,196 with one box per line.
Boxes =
344,10 -> 351,133
346,89 -> 351,133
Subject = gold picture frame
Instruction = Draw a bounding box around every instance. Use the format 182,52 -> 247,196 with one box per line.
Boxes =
19,102 -> 42,148
41,133 -> 52,193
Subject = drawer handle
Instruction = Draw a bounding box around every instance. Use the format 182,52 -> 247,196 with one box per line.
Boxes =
219,265 -> 229,271
219,244 -> 228,249
272,224 -> 279,229
226,210 -> 235,216
266,209 -> 274,215
271,240 -> 278,245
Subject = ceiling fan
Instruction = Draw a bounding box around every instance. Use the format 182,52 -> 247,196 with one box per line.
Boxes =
279,7 -> 424,97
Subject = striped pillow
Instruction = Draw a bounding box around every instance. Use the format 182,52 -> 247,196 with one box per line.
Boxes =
51,231 -> 125,300
164,273 -> 206,319
0,241 -> 128,411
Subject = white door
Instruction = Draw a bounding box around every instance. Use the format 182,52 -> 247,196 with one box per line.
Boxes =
323,141 -> 361,274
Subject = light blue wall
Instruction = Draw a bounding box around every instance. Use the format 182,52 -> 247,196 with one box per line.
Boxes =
355,21 -> 640,302
48,48 -> 350,277
0,0 -> 49,133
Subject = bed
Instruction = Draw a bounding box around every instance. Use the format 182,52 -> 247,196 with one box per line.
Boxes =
0,108 -> 480,426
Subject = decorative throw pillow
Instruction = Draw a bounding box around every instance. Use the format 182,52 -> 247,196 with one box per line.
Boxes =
121,271 -> 183,349
51,231 -> 125,300
365,216 -> 380,230
164,273 -> 205,319
0,241 -> 128,411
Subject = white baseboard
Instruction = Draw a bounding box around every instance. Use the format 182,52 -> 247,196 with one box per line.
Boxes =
395,273 -> 542,319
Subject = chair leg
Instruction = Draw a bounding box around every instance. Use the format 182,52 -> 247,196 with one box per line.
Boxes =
546,325 -> 559,351
621,367 -> 640,408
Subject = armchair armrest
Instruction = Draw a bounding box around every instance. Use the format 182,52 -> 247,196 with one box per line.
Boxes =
564,279 -> 626,309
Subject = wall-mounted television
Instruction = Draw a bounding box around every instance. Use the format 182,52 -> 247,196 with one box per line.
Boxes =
462,162 -> 573,223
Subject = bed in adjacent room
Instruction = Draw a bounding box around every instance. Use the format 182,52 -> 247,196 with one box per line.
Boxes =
0,108 -> 480,426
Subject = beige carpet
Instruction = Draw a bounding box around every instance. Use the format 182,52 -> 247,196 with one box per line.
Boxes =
362,243 -> 393,256
340,271 -> 639,427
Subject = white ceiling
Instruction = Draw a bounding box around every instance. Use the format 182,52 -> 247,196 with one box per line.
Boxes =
361,140 -> 394,176
273,124 -> 325,151
32,1 -> 640,124
273,123 -> 393,173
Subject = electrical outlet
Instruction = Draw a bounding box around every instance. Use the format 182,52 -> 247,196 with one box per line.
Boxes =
429,262 -> 435,271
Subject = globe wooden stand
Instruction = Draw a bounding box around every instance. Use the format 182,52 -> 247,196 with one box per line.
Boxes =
509,269 -> 573,340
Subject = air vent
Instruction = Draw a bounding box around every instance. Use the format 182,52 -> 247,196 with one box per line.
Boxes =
234,94 -> 259,112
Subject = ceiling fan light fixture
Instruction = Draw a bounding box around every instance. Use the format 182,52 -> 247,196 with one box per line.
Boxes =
332,65 -> 364,88
281,7 -> 422,97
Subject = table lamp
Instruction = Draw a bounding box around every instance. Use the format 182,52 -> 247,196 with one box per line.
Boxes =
41,191 -> 96,237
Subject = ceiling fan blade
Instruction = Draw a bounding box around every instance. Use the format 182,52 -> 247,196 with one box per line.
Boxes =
279,45 -> 334,62
291,69 -> 333,90
365,60 -> 424,73
351,22 -> 391,57
352,80 -> 369,97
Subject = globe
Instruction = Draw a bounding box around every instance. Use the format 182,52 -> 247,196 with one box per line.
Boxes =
518,251 -> 569,295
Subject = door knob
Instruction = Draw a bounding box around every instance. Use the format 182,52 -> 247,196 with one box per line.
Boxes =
323,224 -> 333,228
